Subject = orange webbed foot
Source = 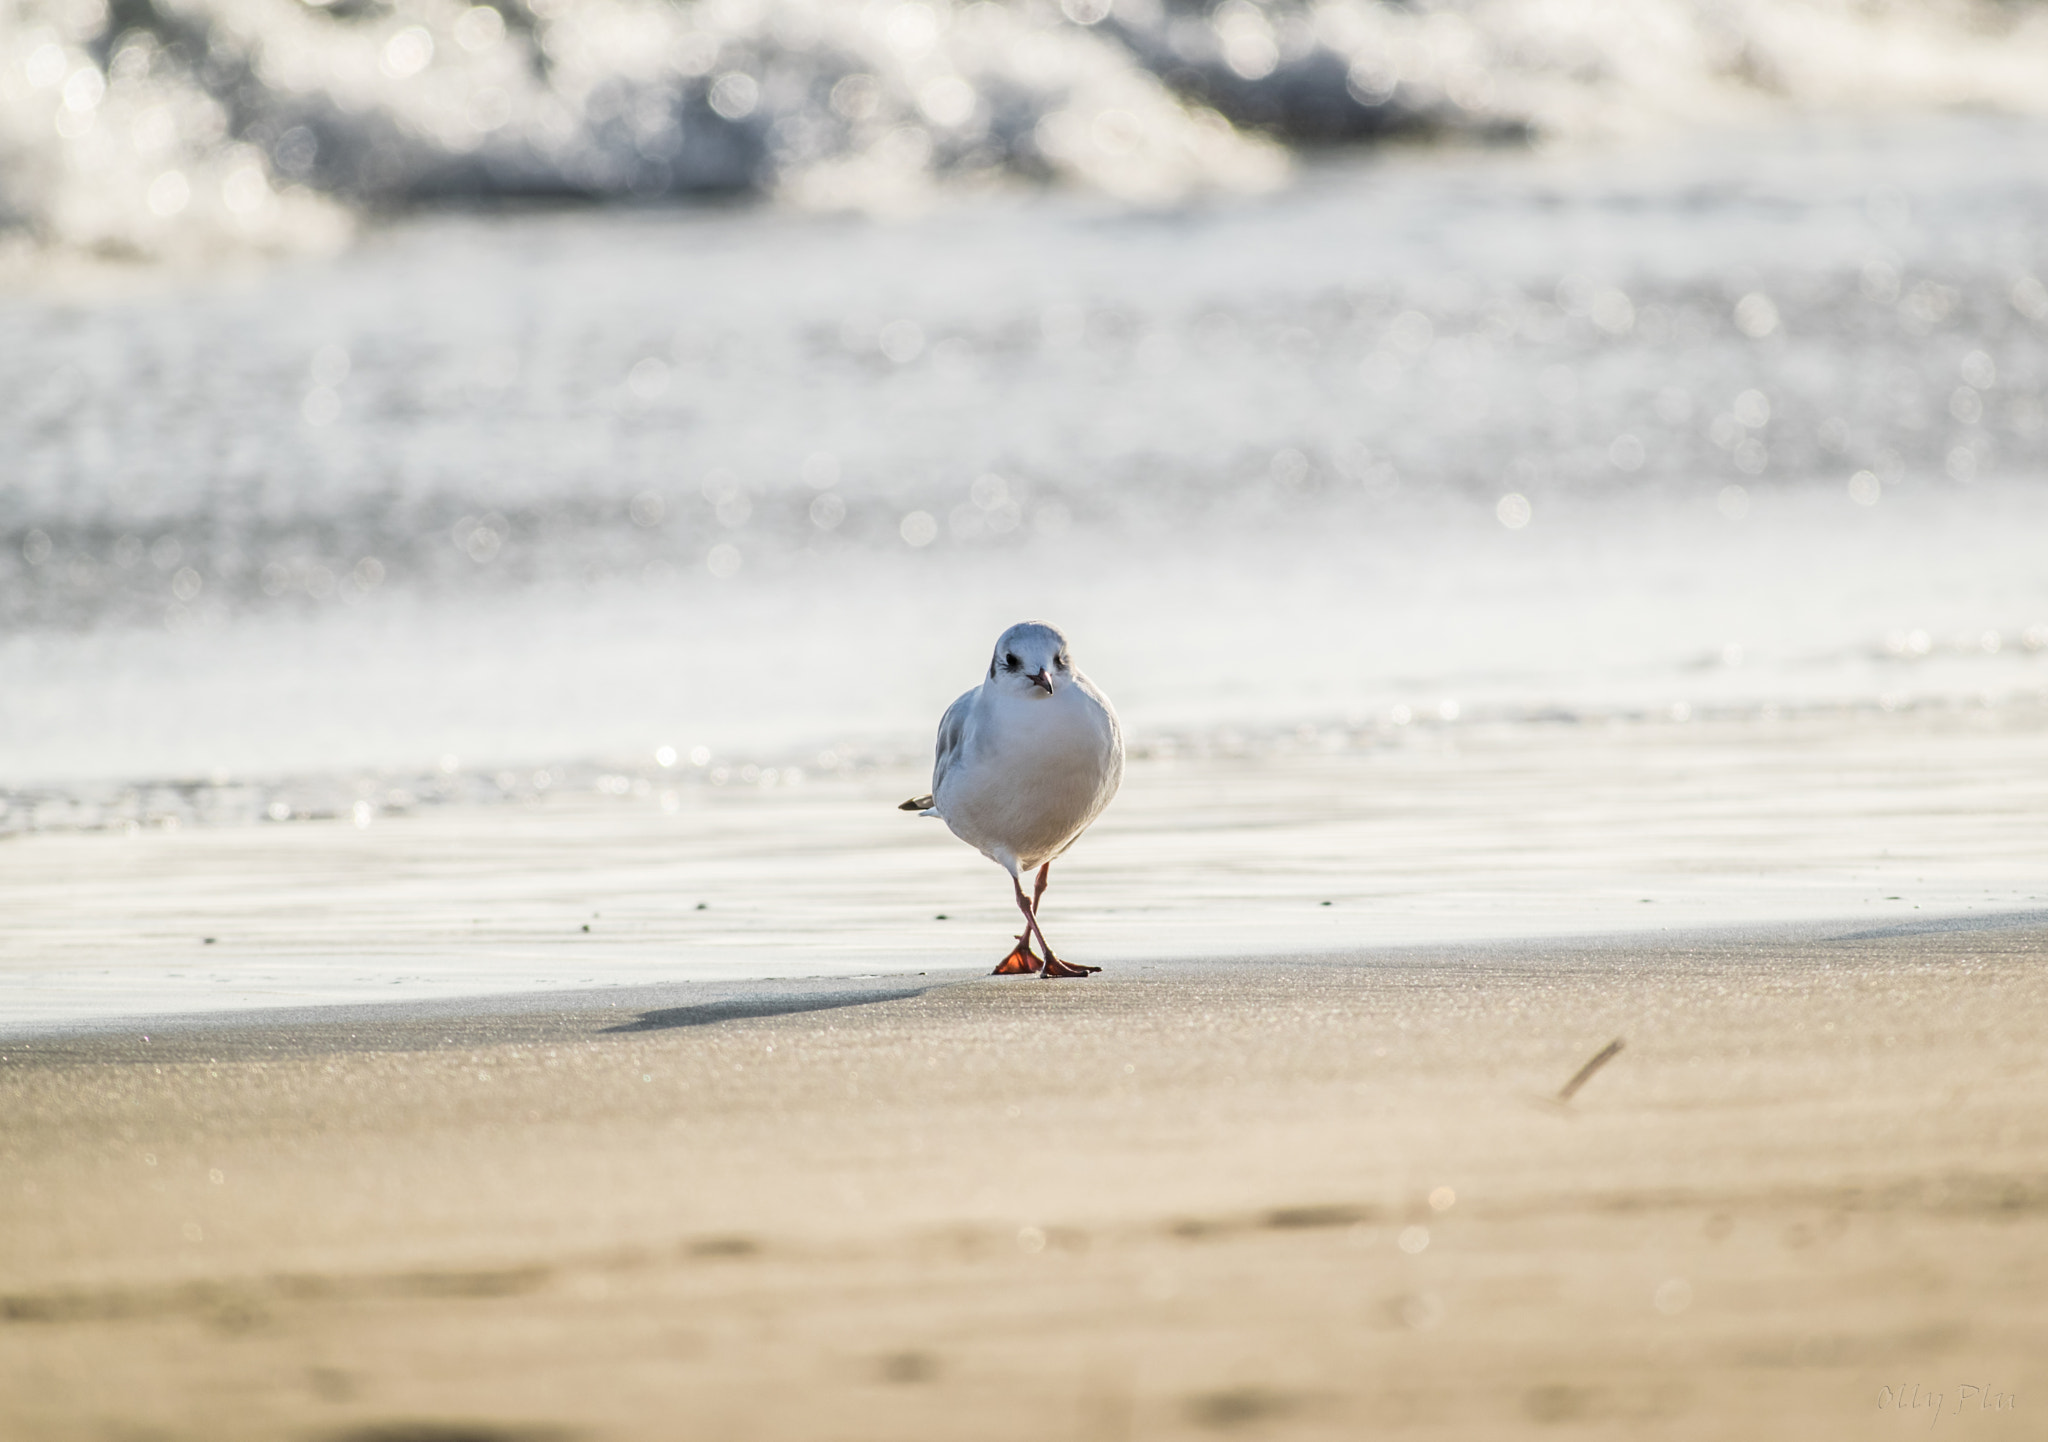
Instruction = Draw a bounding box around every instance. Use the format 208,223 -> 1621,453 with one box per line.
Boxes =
991,935 -> 1043,975
1039,957 -> 1100,979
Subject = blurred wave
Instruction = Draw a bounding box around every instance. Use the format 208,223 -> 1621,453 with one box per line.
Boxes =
6,0 -> 2048,259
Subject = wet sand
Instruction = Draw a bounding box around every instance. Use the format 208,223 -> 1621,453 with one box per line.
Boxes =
4,917 -> 2044,1441
10,707 -> 2048,1028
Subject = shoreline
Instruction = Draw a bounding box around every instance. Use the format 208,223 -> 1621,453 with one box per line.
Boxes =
9,706 -> 2048,1033
6,904 -> 2048,1048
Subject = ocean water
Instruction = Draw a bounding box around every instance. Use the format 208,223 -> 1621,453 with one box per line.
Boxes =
5,107 -> 2046,795
3,0 -> 2048,1022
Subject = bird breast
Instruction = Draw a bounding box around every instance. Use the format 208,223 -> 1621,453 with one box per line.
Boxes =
940,683 -> 1121,871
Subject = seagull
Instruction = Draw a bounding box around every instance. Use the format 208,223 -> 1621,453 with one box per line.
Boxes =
900,621 -> 1123,978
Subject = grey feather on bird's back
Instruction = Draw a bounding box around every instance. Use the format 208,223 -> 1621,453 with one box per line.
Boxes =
888,684 -> 974,815
931,688 -> 974,794
897,688 -> 974,816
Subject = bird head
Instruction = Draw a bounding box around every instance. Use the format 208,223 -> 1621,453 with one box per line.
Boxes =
988,621 -> 1072,698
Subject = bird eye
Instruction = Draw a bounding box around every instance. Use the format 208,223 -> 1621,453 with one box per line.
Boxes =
1004,653 -> 1020,670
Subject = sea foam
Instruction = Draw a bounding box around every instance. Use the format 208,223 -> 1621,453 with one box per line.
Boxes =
5,0 -> 2048,259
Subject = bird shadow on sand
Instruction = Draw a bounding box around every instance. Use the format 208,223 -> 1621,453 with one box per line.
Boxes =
601,987 -> 930,1034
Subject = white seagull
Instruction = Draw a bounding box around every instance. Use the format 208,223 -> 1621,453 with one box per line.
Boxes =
900,621 -> 1124,978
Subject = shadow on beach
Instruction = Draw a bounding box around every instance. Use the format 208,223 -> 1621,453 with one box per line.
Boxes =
601,987 -> 932,1034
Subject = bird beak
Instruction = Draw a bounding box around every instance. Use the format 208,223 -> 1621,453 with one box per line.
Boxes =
1029,669 -> 1055,694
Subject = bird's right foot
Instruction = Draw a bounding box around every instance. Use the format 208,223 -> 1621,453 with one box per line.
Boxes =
991,935 -> 1042,975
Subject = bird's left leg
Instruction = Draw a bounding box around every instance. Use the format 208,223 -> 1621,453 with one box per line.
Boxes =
1027,862 -> 1095,979
992,874 -> 1045,974
1022,864 -> 1098,979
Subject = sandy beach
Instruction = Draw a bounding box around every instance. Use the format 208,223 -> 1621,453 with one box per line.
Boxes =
5,911 -> 2043,1440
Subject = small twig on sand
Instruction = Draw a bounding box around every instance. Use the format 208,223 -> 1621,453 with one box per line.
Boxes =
1557,1038 -> 1625,1104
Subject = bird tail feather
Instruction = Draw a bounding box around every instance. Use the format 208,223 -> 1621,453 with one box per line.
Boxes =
898,794 -> 935,812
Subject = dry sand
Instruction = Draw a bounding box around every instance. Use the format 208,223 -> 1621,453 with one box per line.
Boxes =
4,916 -> 2044,1441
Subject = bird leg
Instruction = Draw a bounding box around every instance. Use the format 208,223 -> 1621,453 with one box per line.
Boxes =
992,876 -> 1045,974
1016,868 -> 1098,980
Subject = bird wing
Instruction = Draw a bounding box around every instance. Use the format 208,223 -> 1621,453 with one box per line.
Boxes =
927,686 -> 978,809
898,685 -> 977,815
